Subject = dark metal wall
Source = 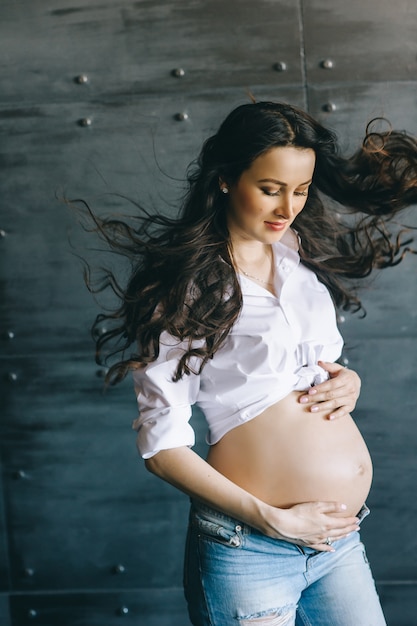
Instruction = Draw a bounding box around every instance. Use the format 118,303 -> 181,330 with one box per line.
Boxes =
1,1 -> 416,624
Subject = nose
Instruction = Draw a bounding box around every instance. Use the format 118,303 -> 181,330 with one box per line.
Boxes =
274,193 -> 293,219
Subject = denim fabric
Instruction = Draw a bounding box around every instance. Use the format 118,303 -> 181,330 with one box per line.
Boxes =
184,501 -> 386,626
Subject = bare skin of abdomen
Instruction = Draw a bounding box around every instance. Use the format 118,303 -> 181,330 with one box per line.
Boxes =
206,391 -> 373,517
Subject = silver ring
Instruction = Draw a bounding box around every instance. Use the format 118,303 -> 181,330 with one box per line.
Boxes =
324,537 -> 333,545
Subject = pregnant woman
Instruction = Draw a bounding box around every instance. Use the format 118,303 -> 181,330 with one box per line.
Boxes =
90,102 -> 417,624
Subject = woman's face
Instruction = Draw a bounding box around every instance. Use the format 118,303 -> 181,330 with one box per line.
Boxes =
225,146 -> 316,245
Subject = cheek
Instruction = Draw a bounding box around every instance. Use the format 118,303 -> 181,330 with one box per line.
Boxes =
232,192 -> 261,217
293,198 -> 308,216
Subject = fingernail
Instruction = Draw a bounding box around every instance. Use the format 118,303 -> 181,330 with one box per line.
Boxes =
300,396 -> 308,403
340,504 -> 347,510
328,414 -> 336,420
311,406 -> 319,412
308,388 -> 317,395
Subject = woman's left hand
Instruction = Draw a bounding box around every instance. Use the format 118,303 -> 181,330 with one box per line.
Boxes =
298,361 -> 361,420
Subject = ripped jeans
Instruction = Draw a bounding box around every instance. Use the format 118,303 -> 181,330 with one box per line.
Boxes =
183,500 -> 386,626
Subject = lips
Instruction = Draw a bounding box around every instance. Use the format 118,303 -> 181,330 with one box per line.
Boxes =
264,221 -> 287,231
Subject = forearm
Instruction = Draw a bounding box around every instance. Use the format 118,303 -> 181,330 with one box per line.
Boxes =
145,445 -> 272,534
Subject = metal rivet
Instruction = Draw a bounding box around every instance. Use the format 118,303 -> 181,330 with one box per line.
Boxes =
28,609 -> 37,618
113,564 -> 126,574
322,102 -> 336,113
229,535 -> 241,546
341,357 -> 349,366
24,567 -> 35,577
320,59 -> 334,70
5,330 -> 15,339
117,606 -> 129,616
78,117 -> 92,127
14,470 -> 27,479
171,68 -> 185,78
174,112 -> 189,121
7,372 -> 18,382
273,61 -> 288,72
0,229 -> 6,238
75,74 -> 89,84
338,315 -> 346,324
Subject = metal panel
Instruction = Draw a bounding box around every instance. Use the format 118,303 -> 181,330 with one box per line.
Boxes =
337,253 -> 417,342
1,355 -> 188,591
303,0 -> 417,84
0,466 -> 11,592
9,589 -> 188,626
0,595 -> 12,626
308,82 -> 417,149
378,584 -> 417,626
0,0 -> 302,105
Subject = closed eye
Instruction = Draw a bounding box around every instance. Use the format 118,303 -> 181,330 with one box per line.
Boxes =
262,188 -> 308,197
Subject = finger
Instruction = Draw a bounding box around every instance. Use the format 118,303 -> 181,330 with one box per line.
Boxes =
327,521 -> 360,535
319,361 -> 361,390
284,537 -> 335,553
310,542 -> 335,553
309,375 -> 351,394
331,531 -> 356,542
299,389 -> 341,405
308,397 -> 350,411
315,501 -> 350,515
309,399 -> 354,419
318,360 -> 345,375
310,530 -> 357,552
300,381 -> 349,402
300,398 -> 354,421
326,406 -> 352,420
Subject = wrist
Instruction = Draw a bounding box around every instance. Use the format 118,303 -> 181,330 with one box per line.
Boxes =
248,498 -> 288,539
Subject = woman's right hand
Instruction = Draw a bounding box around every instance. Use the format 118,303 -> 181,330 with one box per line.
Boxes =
266,501 -> 360,552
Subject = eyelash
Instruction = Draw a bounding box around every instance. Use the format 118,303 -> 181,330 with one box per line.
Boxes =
262,189 -> 308,197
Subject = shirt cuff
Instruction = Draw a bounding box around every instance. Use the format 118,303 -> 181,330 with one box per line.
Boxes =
133,406 -> 195,459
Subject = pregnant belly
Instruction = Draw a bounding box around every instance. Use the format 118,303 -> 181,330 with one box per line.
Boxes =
206,391 -> 373,517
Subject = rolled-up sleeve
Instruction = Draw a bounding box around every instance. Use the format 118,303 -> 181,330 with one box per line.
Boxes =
131,332 -> 202,459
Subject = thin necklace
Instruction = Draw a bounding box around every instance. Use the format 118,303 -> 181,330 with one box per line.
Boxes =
233,245 -> 274,286
239,268 -> 274,286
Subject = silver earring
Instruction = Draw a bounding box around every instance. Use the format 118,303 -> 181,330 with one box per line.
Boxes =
221,187 -> 229,194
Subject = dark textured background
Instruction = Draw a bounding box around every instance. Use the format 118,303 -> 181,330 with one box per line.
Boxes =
1,1 -> 416,624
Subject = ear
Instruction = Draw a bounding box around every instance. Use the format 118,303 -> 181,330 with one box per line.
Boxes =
219,178 -> 229,194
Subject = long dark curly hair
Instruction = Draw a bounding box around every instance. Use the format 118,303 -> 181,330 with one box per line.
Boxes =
81,101 -> 417,384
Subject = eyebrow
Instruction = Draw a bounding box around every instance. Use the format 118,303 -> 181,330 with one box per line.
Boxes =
257,178 -> 312,186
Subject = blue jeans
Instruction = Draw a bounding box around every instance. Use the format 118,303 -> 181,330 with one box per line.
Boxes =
184,500 -> 386,625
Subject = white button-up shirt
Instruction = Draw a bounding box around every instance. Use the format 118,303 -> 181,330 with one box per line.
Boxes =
132,230 -> 343,458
